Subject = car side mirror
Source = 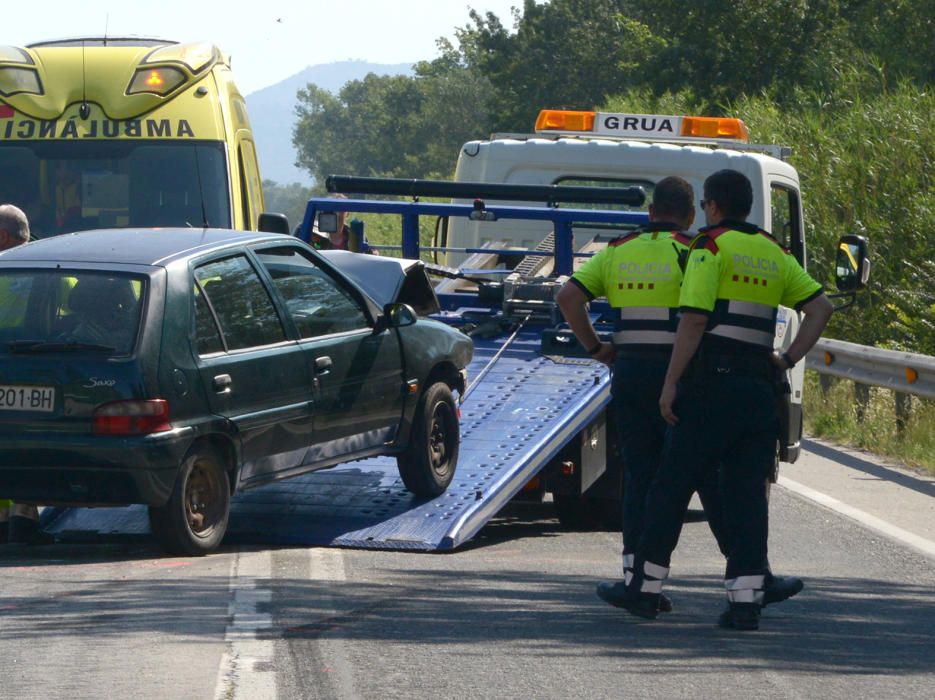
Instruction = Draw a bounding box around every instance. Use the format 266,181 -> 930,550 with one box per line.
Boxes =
374,303 -> 418,333
834,234 -> 870,292
385,303 -> 417,328
258,212 -> 290,235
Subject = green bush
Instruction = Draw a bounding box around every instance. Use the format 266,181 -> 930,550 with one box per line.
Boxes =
803,372 -> 935,474
733,82 -> 935,351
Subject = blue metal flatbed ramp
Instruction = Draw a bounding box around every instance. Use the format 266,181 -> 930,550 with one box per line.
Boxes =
44,328 -> 609,551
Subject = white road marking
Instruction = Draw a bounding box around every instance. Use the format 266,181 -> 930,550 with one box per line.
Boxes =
307,547 -> 359,699
778,475 -> 935,560
309,546 -> 347,581
215,549 -> 277,700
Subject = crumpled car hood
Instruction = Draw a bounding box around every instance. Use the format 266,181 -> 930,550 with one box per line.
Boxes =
320,251 -> 440,316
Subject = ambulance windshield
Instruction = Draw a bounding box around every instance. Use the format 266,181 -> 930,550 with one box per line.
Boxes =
0,141 -> 230,237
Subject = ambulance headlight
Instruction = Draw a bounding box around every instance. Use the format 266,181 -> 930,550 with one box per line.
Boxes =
127,67 -> 186,96
0,67 -> 42,97
0,46 -> 34,64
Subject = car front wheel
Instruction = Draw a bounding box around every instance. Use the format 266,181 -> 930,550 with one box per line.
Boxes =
149,446 -> 230,555
397,381 -> 459,497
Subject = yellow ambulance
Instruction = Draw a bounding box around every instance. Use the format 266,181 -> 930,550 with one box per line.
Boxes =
0,37 -> 267,237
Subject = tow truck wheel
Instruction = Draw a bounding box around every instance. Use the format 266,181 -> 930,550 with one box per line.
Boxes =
149,446 -> 230,556
398,382 -> 459,497
553,494 -> 622,531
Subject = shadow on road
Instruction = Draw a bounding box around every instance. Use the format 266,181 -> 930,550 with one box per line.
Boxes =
2,554 -> 932,678
803,438 -> 935,498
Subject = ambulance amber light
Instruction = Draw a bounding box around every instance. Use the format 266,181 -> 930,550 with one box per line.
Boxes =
680,116 -> 749,142
0,67 -> 42,97
535,109 -> 595,132
127,67 -> 185,96
143,42 -> 218,76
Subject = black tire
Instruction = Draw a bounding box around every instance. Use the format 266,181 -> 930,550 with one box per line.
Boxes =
397,382 -> 459,497
553,494 -> 622,531
148,446 -> 230,556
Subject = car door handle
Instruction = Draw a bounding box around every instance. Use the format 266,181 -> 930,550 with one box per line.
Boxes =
213,374 -> 232,393
314,356 -> 332,375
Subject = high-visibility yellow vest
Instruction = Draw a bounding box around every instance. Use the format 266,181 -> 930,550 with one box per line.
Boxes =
679,219 -> 823,350
0,276 -> 29,328
571,223 -> 692,348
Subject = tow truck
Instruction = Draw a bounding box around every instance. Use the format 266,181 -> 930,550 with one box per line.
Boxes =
42,113 -> 867,551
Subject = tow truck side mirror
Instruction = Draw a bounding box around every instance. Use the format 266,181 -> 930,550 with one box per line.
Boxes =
834,233 -> 870,292
432,216 -> 449,265
317,212 -> 339,234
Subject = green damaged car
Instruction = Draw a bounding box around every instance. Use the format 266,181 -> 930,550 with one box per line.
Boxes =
0,229 -> 472,554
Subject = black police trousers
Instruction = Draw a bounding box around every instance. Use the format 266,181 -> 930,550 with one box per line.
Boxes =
635,370 -> 778,582
611,351 -> 730,561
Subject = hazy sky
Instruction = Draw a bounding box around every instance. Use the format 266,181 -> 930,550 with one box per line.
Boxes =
4,0 -> 523,94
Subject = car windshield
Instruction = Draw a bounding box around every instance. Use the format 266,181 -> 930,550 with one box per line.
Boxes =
0,270 -> 146,356
0,141 -> 231,238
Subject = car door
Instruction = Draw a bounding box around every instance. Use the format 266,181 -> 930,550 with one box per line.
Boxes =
192,253 -> 314,484
250,245 -> 405,464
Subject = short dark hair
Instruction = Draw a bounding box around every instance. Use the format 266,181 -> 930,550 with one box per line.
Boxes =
703,169 -> 753,219
651,176 -> 694,222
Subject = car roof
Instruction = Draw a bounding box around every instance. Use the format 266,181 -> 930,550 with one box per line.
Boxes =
0,228 -> 293,266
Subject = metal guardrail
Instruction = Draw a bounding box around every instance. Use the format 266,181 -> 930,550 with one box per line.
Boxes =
807,338 -> 935,399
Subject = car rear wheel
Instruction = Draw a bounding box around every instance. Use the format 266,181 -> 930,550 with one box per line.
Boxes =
149,446 -> 230,555
397,382 -> 459,497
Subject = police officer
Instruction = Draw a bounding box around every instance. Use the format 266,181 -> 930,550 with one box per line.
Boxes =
556,176 -> 732,612
619,169 -> 832,630
0,204 -> 54,545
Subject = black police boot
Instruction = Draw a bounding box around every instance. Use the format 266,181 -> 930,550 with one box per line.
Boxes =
596,581 -> 659,619
763,573 -> 804,607
658,593 -> 674,613
717,603 -> 760,631
8,516 -> 55,545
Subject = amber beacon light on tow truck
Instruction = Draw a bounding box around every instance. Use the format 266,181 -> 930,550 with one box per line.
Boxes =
534,109 -> 750,143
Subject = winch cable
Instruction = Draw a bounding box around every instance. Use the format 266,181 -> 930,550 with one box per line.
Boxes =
461,312 -> 532,402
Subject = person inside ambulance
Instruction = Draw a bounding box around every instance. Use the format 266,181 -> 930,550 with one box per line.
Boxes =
53,162 -> 83,234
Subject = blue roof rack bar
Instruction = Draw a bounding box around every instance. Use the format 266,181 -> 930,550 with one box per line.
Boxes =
297,198 -> 647,276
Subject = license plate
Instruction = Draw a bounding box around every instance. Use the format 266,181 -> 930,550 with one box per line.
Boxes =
0,385 -> 56,412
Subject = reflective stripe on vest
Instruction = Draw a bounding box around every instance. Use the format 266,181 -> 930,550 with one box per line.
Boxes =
707,299 -> 777,348
613,329 -> 677,345
613,305 -> 676,347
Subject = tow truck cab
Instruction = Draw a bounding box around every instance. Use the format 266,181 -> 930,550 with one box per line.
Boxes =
447,111 -> 813,464
0,37 -> 267,237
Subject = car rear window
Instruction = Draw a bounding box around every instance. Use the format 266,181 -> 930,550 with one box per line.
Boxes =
0,270 -> 145,355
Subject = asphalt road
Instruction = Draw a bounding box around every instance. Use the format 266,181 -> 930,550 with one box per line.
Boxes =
2,439 -> 934,700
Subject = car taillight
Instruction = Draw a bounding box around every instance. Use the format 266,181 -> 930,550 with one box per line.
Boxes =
93,399 -> 171,435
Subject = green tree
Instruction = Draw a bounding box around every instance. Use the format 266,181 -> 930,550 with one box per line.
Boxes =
261,180 -> 316,231
728,79 -> 935,350
292,55 -> 492,183
454,0 -> 663,130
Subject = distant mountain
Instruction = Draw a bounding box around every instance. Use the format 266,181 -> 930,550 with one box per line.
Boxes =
246,61 -> 413,186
